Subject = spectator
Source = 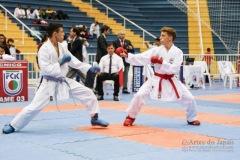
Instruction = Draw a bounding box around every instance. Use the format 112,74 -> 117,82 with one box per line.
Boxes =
14,4 -> 26,19
26,5 -> 32,19
77,25 -> 89,39
96,43 -> 124,101
0,45 -> 15,61
45,6 -> 56,19
89,21 -> 100,39
113,30 -> 135,94
66,26 -> 85,83
0,34 -> 10,55
96,25 -> 110,63
26,6 -> 40,19
7,38 -> 21,59
38,6 -> 46,19
145,37 -> 161,49
202,48 -> 215,73
56,10 -> 69,20
30,27 -> 42,37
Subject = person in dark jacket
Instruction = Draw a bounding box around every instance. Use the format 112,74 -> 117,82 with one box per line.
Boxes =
96,25 -> 110,63
66,26 -> 85,83
113,30 -> 134,94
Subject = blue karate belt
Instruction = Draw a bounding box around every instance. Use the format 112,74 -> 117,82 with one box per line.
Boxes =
43,75 -> 76,111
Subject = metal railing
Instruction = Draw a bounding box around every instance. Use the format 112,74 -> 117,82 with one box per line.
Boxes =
89,0 -> 156,46
23,52 -> 239,85
0,4 -> 42,44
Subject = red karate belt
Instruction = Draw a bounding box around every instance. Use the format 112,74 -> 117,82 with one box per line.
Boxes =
154,72 -> 180,99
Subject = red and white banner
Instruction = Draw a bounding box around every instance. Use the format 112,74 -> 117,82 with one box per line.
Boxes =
0,60 -> 28,103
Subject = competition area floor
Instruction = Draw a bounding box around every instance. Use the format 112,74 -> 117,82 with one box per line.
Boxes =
0,81 -> 240,160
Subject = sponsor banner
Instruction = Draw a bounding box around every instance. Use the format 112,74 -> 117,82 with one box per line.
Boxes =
132,66 -> 144,92
0,61 -> 28,103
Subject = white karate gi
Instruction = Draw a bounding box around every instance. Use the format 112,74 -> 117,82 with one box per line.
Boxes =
126,44 -> 198,122
10,39 -> 100,131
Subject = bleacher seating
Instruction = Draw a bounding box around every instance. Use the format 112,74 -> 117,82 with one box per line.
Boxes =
85,0 -> 189,53
1,0 -> 142,54
1,0 -> 228,55
84,0 -> 228,54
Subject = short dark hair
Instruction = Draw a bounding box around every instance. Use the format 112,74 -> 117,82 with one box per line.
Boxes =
71,26 -> 80,36
7,38 -> 14,43
47,23 -> 63,37
107,42 -> 114,48
207,48 -> 211,52
155,37 -> 160,41
101,25 -> 110,33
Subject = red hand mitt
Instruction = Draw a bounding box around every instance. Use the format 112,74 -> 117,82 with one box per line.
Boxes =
115,47 -> 127,57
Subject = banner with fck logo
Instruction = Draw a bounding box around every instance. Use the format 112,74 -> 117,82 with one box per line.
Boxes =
0,61 -> 28,103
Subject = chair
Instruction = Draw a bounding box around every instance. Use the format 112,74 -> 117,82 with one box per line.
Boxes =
218,61 -> 240,89
103,80 -> 115,96
103,69 -> 124,99
194,61 -> 212,86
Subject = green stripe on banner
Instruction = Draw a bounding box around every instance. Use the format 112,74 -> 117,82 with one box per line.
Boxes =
13,80 -> 18,90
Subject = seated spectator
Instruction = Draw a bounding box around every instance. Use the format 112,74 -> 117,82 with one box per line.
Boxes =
145,37 -> 161,49
7,38 -> 21,59
56,10 -> 69,20
89,21 -> 100,39
45,6 -> 56,19
30,27 -> 42,37
26,5 -> 32,19
0,45 -> 15,61
14,4 -> 26,19
96,43 -> 124,101
77,25 -> 89,39
26,6 -> 40,19
0,34 -> 10,55
38,6 -> 46,19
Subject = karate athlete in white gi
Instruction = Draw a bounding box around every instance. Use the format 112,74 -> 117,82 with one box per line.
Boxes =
2,23 -> 109,134
120,27 -> 200,126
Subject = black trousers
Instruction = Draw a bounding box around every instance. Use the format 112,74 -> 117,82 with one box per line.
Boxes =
96,72 -> 119,96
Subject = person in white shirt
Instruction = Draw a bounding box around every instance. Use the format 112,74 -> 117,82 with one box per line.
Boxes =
96,43 -> 124,101
89,21 -> 100,39
0,45 -> 15,61
145,37 -> 161,49
26,6 -> 40,19
120,26 -> 201,126
14,4 -> 26,19
82,38 -> 88,63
